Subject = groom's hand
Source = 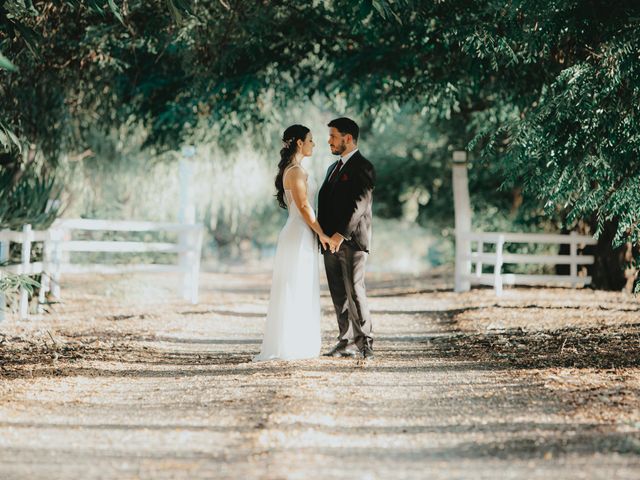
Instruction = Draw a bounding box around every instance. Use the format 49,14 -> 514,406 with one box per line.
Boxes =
330,233 -> 344,253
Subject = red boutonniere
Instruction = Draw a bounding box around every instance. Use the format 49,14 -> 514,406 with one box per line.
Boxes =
340,173 -> 349,181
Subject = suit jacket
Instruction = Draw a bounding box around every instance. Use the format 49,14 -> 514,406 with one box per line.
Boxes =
317,151 -> 376,252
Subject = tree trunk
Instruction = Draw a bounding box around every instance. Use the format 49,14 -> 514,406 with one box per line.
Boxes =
556,219 -> 634,291
586,219 -> 630,291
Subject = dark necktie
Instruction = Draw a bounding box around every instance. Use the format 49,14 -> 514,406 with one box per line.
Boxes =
328,159 -> 343,183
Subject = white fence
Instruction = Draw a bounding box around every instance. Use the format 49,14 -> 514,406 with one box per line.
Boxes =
452,151 -> 598,294
455,230 -> 597,295
0,224 -> 49,319
0,218 -> 204,320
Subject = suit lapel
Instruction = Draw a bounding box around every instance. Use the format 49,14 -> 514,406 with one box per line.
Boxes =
321,151 -> 363,194
323,160 -> 340,185
329,151 -> 361,190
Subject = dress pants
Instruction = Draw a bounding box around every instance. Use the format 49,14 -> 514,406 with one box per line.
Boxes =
323,243 -> 372,350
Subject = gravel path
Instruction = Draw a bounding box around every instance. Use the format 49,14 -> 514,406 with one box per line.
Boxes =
1,271 -> 639,479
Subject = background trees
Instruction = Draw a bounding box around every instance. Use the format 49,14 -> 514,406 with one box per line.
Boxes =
1,0 -> 638,287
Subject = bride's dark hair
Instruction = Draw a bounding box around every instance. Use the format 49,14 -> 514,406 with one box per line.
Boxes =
275,124 -> 310,209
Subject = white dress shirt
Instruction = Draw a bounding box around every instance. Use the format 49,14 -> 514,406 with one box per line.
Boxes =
339,148 -> 359,167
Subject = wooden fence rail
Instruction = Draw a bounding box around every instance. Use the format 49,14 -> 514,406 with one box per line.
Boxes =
455,230 -> 598,295
0,219 -> 204,321
452,151 -> 599,295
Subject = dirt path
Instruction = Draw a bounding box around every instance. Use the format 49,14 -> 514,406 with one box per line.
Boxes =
1,271 -> 639,479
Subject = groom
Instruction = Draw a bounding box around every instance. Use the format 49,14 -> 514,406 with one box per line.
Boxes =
318,117 -> 376,360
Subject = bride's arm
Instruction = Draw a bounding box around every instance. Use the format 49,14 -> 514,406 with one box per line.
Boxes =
288,168 -> 330,243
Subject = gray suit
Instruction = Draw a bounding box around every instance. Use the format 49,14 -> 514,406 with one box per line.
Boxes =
317,151 -> 376,351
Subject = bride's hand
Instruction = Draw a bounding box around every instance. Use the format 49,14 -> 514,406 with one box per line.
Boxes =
319,233 -> 331,251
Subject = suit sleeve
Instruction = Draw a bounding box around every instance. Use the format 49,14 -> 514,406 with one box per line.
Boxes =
336,161 -> 376,239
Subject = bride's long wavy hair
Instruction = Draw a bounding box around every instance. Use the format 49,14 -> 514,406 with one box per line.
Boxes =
275,124 -> 310,209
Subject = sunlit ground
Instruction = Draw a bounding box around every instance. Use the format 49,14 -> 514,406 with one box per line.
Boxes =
0,271 -> 638,479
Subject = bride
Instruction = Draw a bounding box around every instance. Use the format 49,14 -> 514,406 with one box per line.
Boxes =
253,125 -> 334,361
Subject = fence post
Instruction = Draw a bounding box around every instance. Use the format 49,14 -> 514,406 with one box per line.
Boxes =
19,224 -> 33,319
188,226 -> 204,304
569,231 -> 578,288
453,151 -> 472,292
179,225 -> 196,302
0,231 -> 9,322
180,228 -> 192,301
179,147 -> 196,224
476,240 -> 483,278
494,234 -> 505,296
60,228 -> 71,272
179,149 -> 196,301
37,272 -> 49,313
38,231 -> 52,313
49,227 -> 65,300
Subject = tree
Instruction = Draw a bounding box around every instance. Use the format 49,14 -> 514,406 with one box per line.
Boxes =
315,0 -> 640,288
1,0 -> 638,288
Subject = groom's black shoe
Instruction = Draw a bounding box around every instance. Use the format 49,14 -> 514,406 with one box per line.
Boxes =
323,343 -> 346,357
341,346 -> 359,357
323,343 -> 358,358
361,346 -> 375,360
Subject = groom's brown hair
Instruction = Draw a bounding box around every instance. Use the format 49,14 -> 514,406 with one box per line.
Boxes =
328,117 -> 359,143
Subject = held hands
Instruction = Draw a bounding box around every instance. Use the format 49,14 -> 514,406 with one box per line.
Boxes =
319,233 -> 336,253
319,233 -> 343,253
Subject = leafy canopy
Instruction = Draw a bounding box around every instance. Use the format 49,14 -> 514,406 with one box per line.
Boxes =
1,0 -> 639,255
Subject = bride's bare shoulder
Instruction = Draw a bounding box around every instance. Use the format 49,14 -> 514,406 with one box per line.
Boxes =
283,164 -> 308,188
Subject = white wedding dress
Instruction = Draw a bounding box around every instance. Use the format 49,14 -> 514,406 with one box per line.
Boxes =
253,166 -> 321,361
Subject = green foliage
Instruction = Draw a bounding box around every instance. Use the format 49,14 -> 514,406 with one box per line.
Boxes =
0,270 -> 40,316
0,49 -> 17,71
0,271 -> 38,295
1,0 -> 639,273
487,30 -> 640,248
345,0 -> 640,270
0,157 -> 61,230
0,120 -> 21,151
